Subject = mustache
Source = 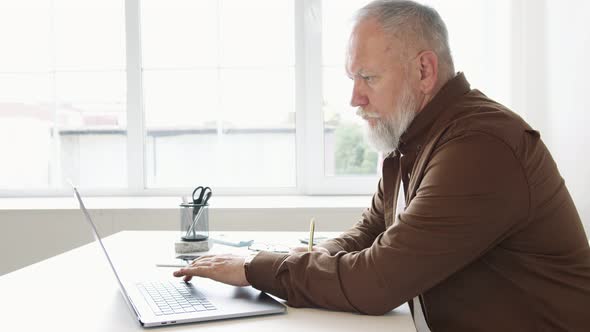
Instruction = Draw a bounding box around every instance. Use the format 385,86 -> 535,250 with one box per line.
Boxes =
355,108 -> 380,119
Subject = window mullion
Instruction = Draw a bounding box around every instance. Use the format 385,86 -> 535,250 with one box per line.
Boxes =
125,0 -> 146,194
298,0 -> 323,195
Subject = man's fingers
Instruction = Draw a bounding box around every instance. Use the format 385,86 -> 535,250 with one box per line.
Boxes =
173,257 -> 217,279
173,254 -> 249,287
173,266 -> 212,279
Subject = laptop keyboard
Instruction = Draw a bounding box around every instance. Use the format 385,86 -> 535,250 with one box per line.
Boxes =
137,281 -> 217,316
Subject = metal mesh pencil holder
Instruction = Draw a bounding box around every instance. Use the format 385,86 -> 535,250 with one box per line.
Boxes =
179,202 -> 209,242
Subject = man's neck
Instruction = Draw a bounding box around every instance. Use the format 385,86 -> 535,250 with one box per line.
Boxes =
417,72 -> 456,113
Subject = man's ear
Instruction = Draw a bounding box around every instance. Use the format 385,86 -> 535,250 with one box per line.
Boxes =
417,51 -> 438,94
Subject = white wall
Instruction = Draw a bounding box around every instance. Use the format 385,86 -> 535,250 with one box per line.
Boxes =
545,1 -> 590,234
0,202 -> 366,276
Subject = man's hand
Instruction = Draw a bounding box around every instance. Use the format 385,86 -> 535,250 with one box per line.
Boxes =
173,254 -> 250,287
289,246 -> 330,255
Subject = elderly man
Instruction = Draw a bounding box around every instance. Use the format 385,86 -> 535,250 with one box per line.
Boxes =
174,0 -> 590,330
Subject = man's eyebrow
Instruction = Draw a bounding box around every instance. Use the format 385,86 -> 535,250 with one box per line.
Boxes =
345,67 -> 368,79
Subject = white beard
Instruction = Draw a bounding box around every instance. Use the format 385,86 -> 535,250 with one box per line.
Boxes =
360,83 -> 419,153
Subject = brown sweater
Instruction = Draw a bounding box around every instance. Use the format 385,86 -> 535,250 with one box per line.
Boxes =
245,73 -> 590,331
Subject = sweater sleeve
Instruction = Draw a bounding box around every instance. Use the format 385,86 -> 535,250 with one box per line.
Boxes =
245,133 -> 529,315
316,178 -> 387,255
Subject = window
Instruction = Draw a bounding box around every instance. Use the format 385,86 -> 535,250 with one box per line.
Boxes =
1,0 -> 518,196
140,0 -> 296,188
322,1 -> 380,178
0,0 -> 126,191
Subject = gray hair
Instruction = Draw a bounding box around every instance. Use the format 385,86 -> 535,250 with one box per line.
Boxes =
354,0 -> 455,80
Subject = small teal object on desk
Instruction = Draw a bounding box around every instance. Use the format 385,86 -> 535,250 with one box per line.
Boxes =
212,233 -> 254,247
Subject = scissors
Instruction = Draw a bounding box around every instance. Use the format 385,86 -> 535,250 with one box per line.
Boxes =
192,186 -> 212,205
184,186 -> 213,240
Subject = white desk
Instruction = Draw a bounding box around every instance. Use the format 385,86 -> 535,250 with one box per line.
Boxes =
0,231 -> 414,331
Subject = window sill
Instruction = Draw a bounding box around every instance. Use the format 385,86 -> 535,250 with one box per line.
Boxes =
0,195 -> 372,211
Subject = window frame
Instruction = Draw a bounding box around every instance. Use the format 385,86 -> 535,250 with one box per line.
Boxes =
0,0 -> 543,197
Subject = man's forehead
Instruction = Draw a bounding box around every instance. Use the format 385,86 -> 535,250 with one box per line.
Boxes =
346,20 -> 398,73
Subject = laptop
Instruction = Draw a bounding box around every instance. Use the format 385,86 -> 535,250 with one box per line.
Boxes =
72,186 -> 285,327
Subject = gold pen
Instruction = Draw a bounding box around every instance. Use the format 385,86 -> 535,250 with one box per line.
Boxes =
308,217 -> 315,252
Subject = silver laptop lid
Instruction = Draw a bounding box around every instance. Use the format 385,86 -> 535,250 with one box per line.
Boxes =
72,186 -> 130,300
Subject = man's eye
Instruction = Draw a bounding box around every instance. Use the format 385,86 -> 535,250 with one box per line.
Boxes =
361,75 -> 374,82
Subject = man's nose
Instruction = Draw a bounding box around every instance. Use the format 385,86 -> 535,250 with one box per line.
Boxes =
350,80 -> 368,107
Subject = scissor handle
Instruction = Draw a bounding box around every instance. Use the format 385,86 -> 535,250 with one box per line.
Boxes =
192,186 -> 203,203
192,186 -> 212,204
201,191 -> 212,205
